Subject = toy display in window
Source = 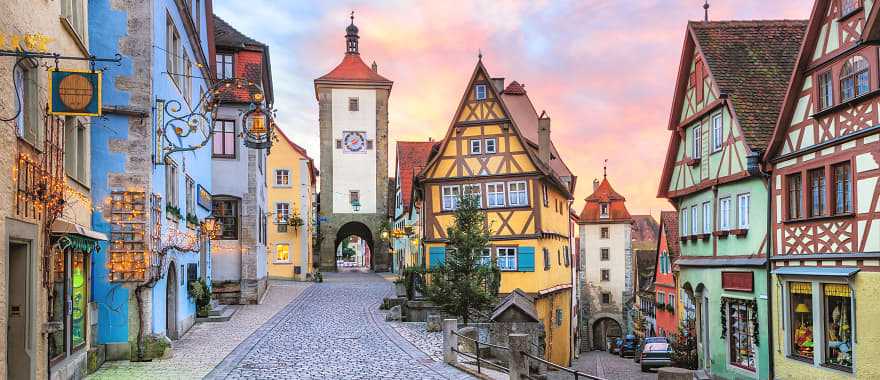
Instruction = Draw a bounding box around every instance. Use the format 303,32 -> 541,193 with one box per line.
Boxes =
824,284 -> 853,369
790,282 -> 814,359
728,302 -> 755,370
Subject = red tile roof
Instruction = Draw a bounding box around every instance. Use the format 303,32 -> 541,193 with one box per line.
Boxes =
659,211 -> 680,257
578,177 -> 631,223
316,53 -> 391,83
631,214 -> 659,250
689,20 -> 807,149
396,141 -> 435,213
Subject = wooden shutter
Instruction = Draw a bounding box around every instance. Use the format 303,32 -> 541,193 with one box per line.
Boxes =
517,246 -> 535,272
336,139 -> 342,149
366,140 -> 374,150
429,247 -> 446,268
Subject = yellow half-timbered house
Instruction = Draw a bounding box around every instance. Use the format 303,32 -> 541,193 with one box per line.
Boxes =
417,59 -> 577,366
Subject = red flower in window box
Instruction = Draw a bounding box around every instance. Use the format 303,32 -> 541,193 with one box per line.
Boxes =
713,230 -> 729,239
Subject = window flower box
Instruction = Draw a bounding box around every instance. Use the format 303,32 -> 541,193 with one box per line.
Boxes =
698,233 -> 710,241
689,235 -> 699,242
730,228 -> 749,237
680,236 -> 689,243
685,157 -> 701,167
713,230 -> 730,239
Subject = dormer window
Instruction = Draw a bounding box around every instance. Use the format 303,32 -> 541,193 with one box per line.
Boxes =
600,203 -> 609,218
840,55 -> 869,101
475,84 -> 487,100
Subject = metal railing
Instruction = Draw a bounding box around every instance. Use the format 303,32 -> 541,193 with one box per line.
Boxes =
521,351 -> 607,380
451,330 -> 510,374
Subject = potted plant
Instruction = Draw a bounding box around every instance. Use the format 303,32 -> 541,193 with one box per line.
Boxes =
288,213 -> 304,230
187,279 -> 212,317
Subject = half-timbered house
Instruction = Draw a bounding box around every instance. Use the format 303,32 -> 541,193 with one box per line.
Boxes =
765,1 -> 880,378
657,20 -> 807,379
417,59 -> 576,366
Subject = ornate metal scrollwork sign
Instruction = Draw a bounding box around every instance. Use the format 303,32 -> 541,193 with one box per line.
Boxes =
159,77 -> 275,161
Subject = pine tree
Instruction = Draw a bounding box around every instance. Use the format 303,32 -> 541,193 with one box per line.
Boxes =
425,195 -> 498,324
670,319 -> 698,369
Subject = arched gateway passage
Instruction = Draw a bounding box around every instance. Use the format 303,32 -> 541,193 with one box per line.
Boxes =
334,221 -> 375,271
592,317 -> 622,351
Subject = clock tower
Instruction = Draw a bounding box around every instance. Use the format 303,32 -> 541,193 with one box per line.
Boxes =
314,15 -> 392,271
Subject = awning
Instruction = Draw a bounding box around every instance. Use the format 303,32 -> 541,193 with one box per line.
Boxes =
51,219 -> 108,252
772,266 -> 860,277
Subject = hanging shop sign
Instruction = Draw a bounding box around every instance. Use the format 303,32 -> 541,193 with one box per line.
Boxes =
197,184 -> 212,210
48,69 -> 102,116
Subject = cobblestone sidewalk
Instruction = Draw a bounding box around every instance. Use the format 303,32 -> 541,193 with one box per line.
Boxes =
547,350 -> 658,380
87,280 -> 311,380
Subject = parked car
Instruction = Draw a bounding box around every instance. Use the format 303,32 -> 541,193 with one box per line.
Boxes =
619,334 -> 638,358
634,336 -> 669,363
609,337 -> 623,354
640,340 -> 673,372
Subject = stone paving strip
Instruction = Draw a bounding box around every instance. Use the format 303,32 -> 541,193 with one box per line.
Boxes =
206,272 -> 474,380
87,280 -> 311,380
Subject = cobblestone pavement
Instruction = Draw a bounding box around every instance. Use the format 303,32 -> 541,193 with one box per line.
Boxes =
88,280 -> 311,379
547,351 -> 658,380
387,321 -> 443,362
207,272 -> 474,380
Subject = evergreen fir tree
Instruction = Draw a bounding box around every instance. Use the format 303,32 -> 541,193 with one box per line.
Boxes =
425,195 -> 498,324
670,319 -> 698,369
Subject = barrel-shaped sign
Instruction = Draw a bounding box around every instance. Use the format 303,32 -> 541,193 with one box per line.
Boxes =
49,69 -> 102,116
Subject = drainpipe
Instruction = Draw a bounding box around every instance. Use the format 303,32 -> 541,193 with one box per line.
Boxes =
749,150 -> 774,379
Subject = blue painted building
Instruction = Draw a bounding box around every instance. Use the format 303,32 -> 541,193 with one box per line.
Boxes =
88,0 -> 214,361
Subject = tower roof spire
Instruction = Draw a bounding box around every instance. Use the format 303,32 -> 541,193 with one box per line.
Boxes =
703,0 -> 710,22
346,11 -> 359,54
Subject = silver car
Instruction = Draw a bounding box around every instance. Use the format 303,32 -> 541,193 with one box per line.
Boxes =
640,341 -> 673,372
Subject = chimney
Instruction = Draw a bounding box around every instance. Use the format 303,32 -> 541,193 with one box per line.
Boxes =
593,178 -> 599,191
491,77 -> 505,93
371,61 -> 378,73
538,111 -> 551,165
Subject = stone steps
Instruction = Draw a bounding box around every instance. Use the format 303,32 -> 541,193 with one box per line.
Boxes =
196,303 -> 237,323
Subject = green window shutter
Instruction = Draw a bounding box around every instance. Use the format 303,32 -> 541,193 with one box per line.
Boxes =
517,246 -> 535,272
429,247 -> 446,268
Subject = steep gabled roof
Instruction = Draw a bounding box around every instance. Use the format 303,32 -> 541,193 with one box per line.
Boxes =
396,141 -> 435,214
689,20 -> 807,149
275,128 -> 318,185
765,1 -> 875,160
659,211 -> 680,257
578,177 -> 631,223
631,214 -> 659,251
417,59 -> 574,198
214,15 -> 265,49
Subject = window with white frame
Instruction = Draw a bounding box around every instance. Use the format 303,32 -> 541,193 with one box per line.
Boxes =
61,0 -> 87,44
216,53 -> 233,79
165,158 -> 179,212
479,248 -> 492,266
275,169 -> 290,186
275,244 -> 290,262
600,203 -> 609,218
166,15 -> 181,87
275,202 -> 289,223
16,59 -> 40,146
719,197 -> 731,230
441,185 -> 460,211
692,125 -> 702,159
691,205 -> 698,234
600,248 -> 610,261
711,113 -> 723,152
462,184 -> 482,207
63,117 -> 89,184
182,55 -> 192,105
469,139 -> 481,155
702,201 -> 711,234
508,181 -> 528,206
475,84 -> 487,100
681,208 -> 689,235
185,176 -> 195,218
486,183 -> 505,208
737,194 -> 750,229
497,247 -> 516,271
484,138 -> 497,154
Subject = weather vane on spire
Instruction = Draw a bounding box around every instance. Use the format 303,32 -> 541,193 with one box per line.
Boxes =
603,159 -> 608,178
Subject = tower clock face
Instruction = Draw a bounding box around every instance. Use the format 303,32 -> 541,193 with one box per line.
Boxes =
342,131 -> 366,153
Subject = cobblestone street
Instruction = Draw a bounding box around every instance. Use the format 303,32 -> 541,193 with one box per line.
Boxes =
88,281 -> 311,379
547,351 -> 658,380
206,272 -> 472,379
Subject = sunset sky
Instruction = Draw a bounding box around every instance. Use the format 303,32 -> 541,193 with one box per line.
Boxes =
214,0 -> 813,217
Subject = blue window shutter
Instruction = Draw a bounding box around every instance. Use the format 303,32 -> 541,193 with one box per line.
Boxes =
429,247 -> 446,268
517,247 -> 535,272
